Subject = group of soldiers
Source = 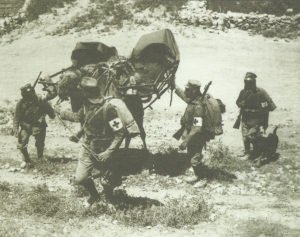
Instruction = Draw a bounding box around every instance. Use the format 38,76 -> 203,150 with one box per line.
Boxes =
13,71 -> 276,206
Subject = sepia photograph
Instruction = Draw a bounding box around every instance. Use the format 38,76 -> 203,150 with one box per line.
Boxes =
0,0 -> 299,236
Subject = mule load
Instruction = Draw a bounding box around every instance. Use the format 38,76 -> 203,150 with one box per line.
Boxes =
54,29 -> 180,148
57,28 -> 180,111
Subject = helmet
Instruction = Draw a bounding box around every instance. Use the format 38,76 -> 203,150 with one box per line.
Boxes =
20,83 -> 36,100
185,80 -> 201,89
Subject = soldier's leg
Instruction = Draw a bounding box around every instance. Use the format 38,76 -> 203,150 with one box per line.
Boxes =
100,153 -> 122,201
17,129 -> 31,163
34,126 -> 46,160
124,96 -> 147,149
186,138 -> 206,183
241,122 -> 251,154
75,150 -> 100,205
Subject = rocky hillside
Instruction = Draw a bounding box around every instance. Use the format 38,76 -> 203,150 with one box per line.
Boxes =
0,0 -> 25,15
0,0 -> 299,42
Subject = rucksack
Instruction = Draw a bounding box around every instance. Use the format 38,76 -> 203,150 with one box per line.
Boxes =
202,96 -> 224,136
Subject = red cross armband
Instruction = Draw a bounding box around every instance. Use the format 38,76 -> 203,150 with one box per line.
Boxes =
193,117 -> 203,127
261,101 -> 268,108
109,117 -> 123,131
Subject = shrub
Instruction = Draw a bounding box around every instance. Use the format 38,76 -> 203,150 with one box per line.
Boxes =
26,0 -> 76,21
207,140 -> 251,173
133,0 -> 189,12
0,181 -> 11,192
117,197 -> 210,228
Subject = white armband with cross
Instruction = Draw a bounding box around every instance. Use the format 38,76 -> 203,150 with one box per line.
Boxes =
109,117 -> 123,131
261,101 -> 268,108
193,117 -> 203,127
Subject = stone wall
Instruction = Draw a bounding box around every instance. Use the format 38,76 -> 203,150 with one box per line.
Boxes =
0,0 -> 25,16
178,1 -> 300,39
207,0 -> 300,15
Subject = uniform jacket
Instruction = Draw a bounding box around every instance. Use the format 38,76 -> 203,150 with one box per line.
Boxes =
175,87 -> 214,142
60,97 -> 140,150
236,87 -> 276,127
14,96 -> 55,130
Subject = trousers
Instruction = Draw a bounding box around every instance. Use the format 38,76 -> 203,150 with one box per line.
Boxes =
75,139 -> 122,190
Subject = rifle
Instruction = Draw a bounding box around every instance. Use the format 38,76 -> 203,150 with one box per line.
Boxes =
172,81 -> 212,140
49,66 -> 73,79
173,126 -> 185,141
37,66 -> 73,86
32,71 -> 42,88
38,80 -> 57,86
54,110 -> 99,161
233,110 -> 242,129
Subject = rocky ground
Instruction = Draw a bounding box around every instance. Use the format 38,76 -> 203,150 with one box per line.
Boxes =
0,1 -> 300,236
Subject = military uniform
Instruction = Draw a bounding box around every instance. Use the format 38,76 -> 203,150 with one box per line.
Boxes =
175,81 -> 214,180
14,84 -> 56,163
236,73 -> 276,154
59,77 -> 139,203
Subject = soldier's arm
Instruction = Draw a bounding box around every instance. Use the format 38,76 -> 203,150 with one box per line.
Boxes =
259,88 -> 276,111
175,84 -> 189,103
57,107 -> 83,123
105,130 -> 125,154
236,90 -> 245,108
44,101 -> 56,119
13,101 -> 22,135
106,106 -> 125,152
98,106 -> 125,162
180,126 -> 202,149
180,104 -> 204,149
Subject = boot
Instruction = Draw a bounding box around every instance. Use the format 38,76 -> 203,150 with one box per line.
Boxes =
36,146 -> 44,160
82,178 -> 100,206
185,175 -> 200,184
20,148 -> 32,168
185,167 -> 200,184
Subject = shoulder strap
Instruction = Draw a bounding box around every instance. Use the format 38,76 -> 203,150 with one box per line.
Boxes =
82,96 -> 114,128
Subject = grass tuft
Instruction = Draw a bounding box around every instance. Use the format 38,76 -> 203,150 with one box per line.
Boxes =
207,140 -> 252,172
0,181 -> 11,192
239,219 -> 299,237
0,182 -> 211,228
117,197 -> 210,228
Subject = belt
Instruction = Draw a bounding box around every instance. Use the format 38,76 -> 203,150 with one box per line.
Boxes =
84,137 -> 112,144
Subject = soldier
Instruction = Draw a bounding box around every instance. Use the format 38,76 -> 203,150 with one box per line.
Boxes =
13,82 -> 57,168
173,80 -> 217,185
57,77 -> 139,206
236,72 -> 276,158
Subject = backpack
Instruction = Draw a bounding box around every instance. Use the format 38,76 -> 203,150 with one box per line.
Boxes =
202,96 -> 224,136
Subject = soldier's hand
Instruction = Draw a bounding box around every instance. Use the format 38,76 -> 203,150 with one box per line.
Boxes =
69,135 -> 79,143
42,74 -> 53,83
97,152 -> 111,163
179,141 -> 187,150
